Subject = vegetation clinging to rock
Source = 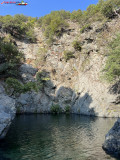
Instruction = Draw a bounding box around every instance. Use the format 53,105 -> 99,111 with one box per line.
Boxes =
63,50 -> 75,62
72,40 -> 82,51
5,78 -> 38,94
103,33 -> 120,82
38,10 -> 70,42
50,104 -> 62,114
65,105 -> 71,114
0,38 -> 24,78
0,14 -> 36,42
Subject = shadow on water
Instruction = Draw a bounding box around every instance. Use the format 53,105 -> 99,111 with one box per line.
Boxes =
0,114 -> 117,160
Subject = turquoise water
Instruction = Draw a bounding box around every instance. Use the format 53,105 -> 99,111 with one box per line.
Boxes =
0,114 -> 118,160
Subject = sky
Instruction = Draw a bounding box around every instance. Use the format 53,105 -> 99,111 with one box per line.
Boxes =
0,0 -> 99,18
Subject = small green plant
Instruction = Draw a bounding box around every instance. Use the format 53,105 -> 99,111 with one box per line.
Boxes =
72,40 -> 82,51
63,50 -> 75,61
80,24 -> 91,33
36,70 -> 50,89
65,105 -> 71,114
50,104 -> 62,114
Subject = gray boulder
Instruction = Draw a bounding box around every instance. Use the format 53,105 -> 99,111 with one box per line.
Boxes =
19,64 -> 38,76
19,64 -> 38,82
0,84 -> 16,139
102,118 -> 120,155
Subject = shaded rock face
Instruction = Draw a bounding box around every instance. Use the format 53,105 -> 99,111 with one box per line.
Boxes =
19,64 -> 38,82
102,118 -> 120,156
0,83 -> 16,139
13,19 -> 120,117
16,91 -> 52,113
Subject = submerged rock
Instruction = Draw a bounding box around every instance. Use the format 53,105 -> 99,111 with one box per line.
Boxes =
102,118 -> 120,155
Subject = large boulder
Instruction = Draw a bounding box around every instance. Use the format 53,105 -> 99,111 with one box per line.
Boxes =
16,91 -> 52,113
0,83 -> 16,139
102,118 -> 120,155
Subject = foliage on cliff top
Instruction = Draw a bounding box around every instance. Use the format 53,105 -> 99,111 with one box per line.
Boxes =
37,10 -> 70,42
1,0 -> 120,42
0,14 -> 37,42
103,33 -> 120,82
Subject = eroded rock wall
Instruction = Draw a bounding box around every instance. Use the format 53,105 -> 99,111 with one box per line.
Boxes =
14,19 -> 120,117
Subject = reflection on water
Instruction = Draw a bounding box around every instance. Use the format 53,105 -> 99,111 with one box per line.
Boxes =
0,114 -> 118,160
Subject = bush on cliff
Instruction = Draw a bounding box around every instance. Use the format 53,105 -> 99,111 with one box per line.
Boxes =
6,78 -> 38,94
103,33 -> 120,82
63,50 -> 75,61
70,9 -> 83,22
72,40 -> 82,51
0,38 -> 24,78
100,0 -> 120,19
37,10 -> 70,42
50,104 -> 62,114
0,14 -> 36,42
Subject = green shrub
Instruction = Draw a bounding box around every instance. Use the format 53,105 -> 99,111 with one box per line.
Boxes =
37,10 -> 70,42
23,82 -> 38,93
103,33 -> 120,82
63,50 -> 75,61
0,38 -> 24,78
50,104 -> 62,114
0,39 -> 24,64
70,9 -> 83,22
6,78 -> 23,93
26,28 -> 36,43
100,0 -> 120,19
0,14 -> 36,41
6,78 -> 38,94
65,105 -> 71,114
80,24 -> 91,33
72,41 -> 82,51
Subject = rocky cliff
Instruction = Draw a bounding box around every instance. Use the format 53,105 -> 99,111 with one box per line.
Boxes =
12,18 -> 120,117
0,13 -> 120,140
0,82 -> 16,139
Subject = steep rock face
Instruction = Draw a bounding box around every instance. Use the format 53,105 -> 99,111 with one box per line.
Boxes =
14,19 -> 120,117
0,82 -> 16,139
102,118 -> 120,155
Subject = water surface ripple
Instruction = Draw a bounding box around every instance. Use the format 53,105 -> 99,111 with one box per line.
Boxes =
0,114 -> 118,160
